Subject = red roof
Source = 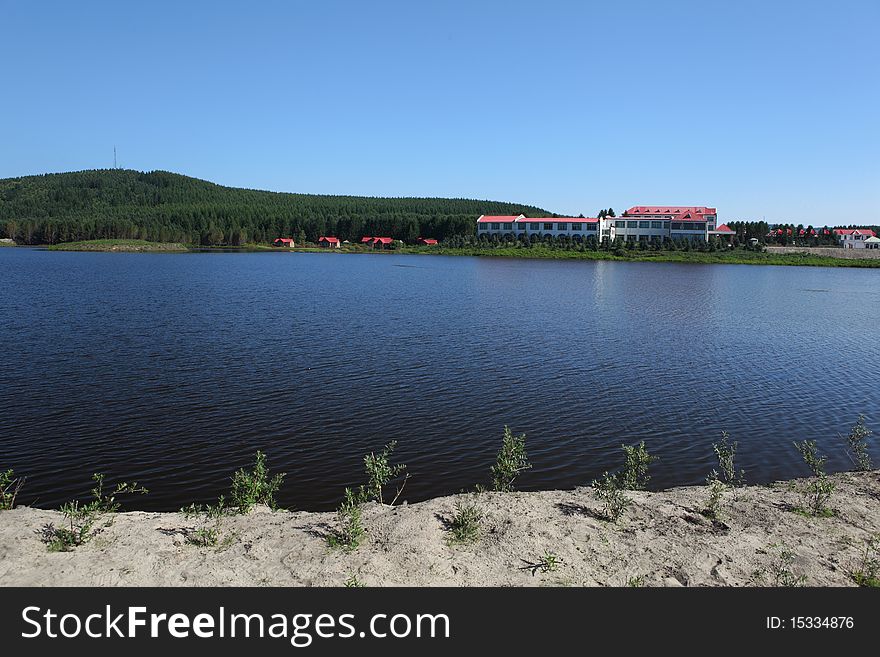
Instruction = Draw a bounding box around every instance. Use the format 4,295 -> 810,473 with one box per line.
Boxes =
360,236 -> 373,243
714,224 -> 734,233
477,215 -> 524,223
834,229 -> 876,237
625,206 -> 716,221
274,238 -> 294,244
417,238 -> 438,244
370,236 -> 393,244
318,236 -> 340,243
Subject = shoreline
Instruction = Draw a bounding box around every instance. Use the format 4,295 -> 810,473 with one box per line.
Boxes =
15,240 -> 880,267
1,470 -> 877,586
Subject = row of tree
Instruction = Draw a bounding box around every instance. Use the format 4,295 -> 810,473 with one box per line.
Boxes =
442,232 -> 755,253
0,169 -> 552,245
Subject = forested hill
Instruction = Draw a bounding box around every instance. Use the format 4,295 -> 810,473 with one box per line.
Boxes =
0,169 -> 553,245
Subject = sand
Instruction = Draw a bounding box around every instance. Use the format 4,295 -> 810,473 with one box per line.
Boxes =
0,471 -> 877,587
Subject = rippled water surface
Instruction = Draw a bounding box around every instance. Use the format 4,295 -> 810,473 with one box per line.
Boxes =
1,248 -> 877,510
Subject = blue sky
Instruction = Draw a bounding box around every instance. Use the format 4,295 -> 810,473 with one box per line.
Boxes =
2,0 -> 877,224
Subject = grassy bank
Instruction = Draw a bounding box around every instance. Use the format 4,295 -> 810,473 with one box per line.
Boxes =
37,239 -> 880,267
404,245 -> 880,268
47,239 -> 188,252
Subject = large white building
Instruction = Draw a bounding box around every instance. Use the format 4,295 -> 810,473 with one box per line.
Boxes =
477,206 -> 734,243
476,214 -> 611,241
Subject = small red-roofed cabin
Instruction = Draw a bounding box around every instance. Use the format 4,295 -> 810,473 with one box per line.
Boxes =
416,237 -> 438,245
318,236 -> 340,248
369,236 -> 394,249
709,223 -> 735,244
273,238 -> 295,248
360,236 -> 374,244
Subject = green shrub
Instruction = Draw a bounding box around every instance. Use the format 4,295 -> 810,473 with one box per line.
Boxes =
713,431 -> 745,487
794,440 -> 835,516
703,471 -> 728,519
41,473 -> 148,552
328,487 -> 365,551
841,416 -> 873,471
490,426 -> 532,492
619,441 -> 656,490
344,574 -> 366,588
0,469 -> 24,510
181,496 -> 230,548
363,441 -> 408,505
230,450 -> 286,512
593,471 -> 630,522
767,546 -> 807,587
446,497 -> 483,544
851,535 -> 880,587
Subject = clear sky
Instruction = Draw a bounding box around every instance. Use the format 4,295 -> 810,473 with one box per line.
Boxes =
2,0 -> 878,224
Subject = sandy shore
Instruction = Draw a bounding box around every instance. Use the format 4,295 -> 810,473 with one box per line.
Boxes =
1,471 -> 877,587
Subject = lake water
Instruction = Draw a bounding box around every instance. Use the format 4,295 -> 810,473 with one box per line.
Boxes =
1,248 -> 877,511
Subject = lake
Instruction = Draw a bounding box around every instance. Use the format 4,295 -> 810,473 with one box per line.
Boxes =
1,248 -> 877,511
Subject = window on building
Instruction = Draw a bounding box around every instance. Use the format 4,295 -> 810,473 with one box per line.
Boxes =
639,221 -> 651,229
671,223 -> 683,230
627,221 -> 639,229
691,223 -> 705,231
615,220 -> 626,228
571,223 -> 582,230
478,223 -> 488,230
491,223 -> 500,230
516,223 -> 526,230
543,223 -> 554,231
503,223 -> 513,230
651,221 -> 664,229
557,223 -> 567,230
530,222 -> 540,231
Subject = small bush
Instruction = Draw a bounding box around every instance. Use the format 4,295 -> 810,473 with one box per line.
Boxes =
363,441 -> 408,505
540,551 -> 560,572
841,416 -> 873,472
42,473 -> 148,552
593,471 -> 630,522
527,551 -> 561,574
490,426 -> 532,492
713,431 -> 745,488
181,497 -> 229,548
703,471 -> 728,519
344,574 -> 366,588
328,487 -> 365,551
619,441 -> 656,490
768,546 -> 807,587
0,468 -> 24,510
851,535 -> 880,587
794,440 -> 835,516
626,575 -> 645,587
446,497 -> 483,544
230,450 -> 286,513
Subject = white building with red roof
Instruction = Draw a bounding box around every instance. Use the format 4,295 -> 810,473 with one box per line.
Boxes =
476,205 -> 723,243
477,214 -> 610,241
613,206 -> 718,242
834,228 -> 877,249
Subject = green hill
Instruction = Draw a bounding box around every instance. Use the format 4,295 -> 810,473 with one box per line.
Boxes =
0,169 -> 553,245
